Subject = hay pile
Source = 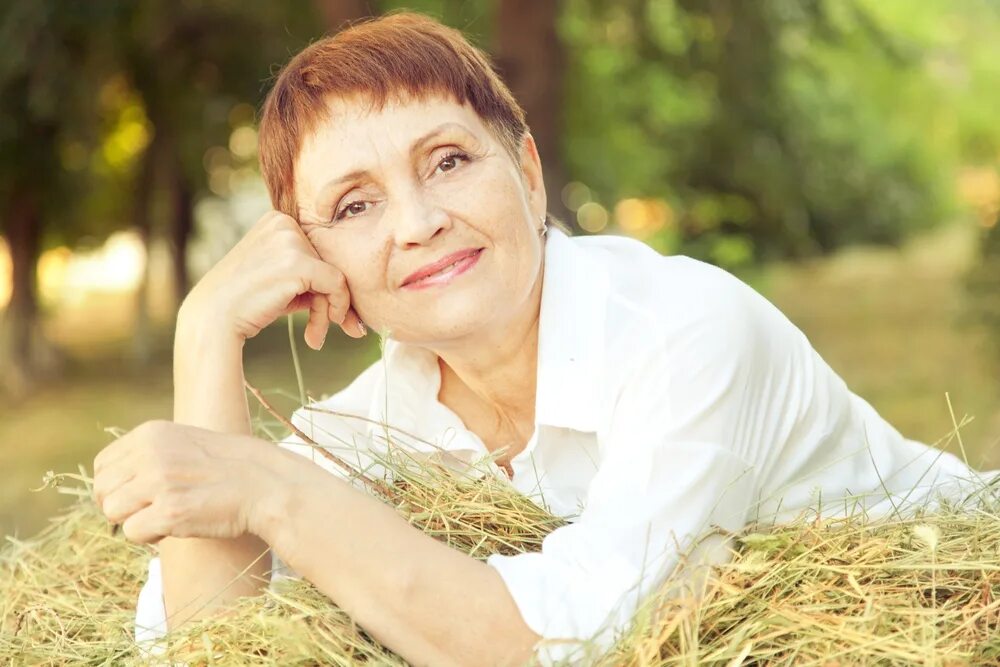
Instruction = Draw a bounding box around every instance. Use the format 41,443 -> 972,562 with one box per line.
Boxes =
2,460 -> 999,665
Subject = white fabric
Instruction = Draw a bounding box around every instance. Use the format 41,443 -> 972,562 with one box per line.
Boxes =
134,227 -> 998,663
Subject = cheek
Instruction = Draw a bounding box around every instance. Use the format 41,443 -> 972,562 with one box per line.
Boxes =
434,169 -> 538,282
434,164 -> 525,226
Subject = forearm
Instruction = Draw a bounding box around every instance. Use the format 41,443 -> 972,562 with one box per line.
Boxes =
172,298 -> 253,434
159,300 -> 270,630
260,451 -> 540,667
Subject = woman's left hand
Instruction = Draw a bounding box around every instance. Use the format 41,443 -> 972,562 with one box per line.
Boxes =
92,420 -> 280,545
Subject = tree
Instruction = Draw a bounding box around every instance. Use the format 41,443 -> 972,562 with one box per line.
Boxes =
0,1 -> 334,382
560,0 -> 953,266
494,0 -> 570,228
315,0 -> 375,32
0,1 -> 124,395
113,2 -> 337,363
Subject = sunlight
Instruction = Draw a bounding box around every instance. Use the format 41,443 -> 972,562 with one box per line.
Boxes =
100,98 -> 151,170
0,232 -> 147,311
0,237 -> 10,309
44,231 -> 147,307
37,246 -> 72,304
957,167 -> 1000,228
614,198 -> 672,239
577,201 -> 608,233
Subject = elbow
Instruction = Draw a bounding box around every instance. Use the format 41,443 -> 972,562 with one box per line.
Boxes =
440,625 -> 539,667
496,630 -> 542,667
467,596 -> 543,667
395,561 -> 542,667
491,603 -> 543,667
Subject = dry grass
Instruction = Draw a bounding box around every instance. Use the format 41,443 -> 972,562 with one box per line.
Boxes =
0,457 -> 563,666
600,500 -> 1000,665
2,452 -> 998,666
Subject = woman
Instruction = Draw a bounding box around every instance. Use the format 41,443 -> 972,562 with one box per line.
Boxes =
92,12 -> 997,666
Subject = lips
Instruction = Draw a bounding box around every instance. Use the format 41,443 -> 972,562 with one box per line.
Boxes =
401,247 -> 483,287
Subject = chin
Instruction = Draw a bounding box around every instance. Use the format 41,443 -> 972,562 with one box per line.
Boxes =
381,301 -> 497,345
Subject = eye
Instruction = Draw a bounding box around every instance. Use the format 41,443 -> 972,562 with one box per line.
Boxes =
331,199 -> 371,222
432,150 -> 470,176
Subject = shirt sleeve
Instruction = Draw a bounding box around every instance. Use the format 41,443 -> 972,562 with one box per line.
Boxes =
486,293 -> 764,664
133,361 -> 383,647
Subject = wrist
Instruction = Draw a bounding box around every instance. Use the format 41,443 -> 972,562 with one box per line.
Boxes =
176,293 -> 244,351
172,297 -> 249,430
245,441 -> 304,546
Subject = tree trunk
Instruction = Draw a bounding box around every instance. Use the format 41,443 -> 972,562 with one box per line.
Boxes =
0,190 -> 60,397
131,133 -> 159,367
167,157 -> 193,313
313,0 -> 373,33
3,191 -> 41,392
494,0 -> 570,229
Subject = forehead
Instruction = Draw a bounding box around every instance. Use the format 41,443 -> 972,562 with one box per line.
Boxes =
293,94 -> 492,193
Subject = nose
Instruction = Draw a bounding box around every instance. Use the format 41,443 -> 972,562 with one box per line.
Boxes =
391,187 -> 451,250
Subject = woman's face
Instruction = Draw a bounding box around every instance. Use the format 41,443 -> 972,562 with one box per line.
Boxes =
292,94 -> 547,346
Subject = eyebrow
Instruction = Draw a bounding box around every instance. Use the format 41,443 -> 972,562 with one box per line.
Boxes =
299,121 -> 473,217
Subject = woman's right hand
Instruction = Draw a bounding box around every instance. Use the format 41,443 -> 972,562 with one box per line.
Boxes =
180,210 -> 366,350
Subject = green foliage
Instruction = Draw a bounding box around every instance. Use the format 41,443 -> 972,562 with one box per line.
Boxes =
0,1 -> 327,251
3,0 -> 998,270
559,0 -> 1000,268
379,0 -> 495,45
0,1 -> 127,243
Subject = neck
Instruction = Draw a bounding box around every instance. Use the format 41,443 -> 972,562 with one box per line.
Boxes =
427,259 -> 544,427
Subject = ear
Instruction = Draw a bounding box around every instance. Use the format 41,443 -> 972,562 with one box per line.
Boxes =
517,132 -> 547,222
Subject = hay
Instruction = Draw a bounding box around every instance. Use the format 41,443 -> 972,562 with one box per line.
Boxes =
600,502 -> 1000,666
2,459 -> 999,666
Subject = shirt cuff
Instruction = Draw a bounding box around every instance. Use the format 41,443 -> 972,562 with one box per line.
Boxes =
485,544 -> 644,665
134,556 -> 168,658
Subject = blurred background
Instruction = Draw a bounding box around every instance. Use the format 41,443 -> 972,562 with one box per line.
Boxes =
1,0 -> 999,540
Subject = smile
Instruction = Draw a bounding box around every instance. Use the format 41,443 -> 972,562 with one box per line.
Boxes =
401,248 -> 484,290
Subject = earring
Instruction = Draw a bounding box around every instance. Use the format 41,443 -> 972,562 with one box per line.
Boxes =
539,214 -> 547,237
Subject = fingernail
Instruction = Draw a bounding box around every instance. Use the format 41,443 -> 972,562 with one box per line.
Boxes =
356,319 -> 367,337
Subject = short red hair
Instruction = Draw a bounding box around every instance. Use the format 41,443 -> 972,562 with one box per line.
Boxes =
258,11 -> 529,218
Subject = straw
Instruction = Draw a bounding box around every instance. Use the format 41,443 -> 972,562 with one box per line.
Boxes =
3,450 -> 998,665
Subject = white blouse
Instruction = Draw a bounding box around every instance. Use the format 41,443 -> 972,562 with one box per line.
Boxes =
134,227 -> 997,664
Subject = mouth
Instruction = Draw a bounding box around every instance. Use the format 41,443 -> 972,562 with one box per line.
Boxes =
401,247 -> 484,290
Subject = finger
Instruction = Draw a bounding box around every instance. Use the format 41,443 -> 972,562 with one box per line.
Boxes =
324,290 -> 352,326
253,210 -> 301,240
101,477 -> 152,524
300,257 -> 349,306
93,462 -> 137,511
277,291 -> 314,317
323,281 -> 351,323
339,307 -> 367,339
304,293 -> 330,350
272,211 -> 321,253
93,431 -> 136,476
121,503 -> 168,545
92,437 -> 141,503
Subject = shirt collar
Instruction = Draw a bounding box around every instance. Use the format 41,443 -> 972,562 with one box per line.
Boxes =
364,226 -> 610,460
